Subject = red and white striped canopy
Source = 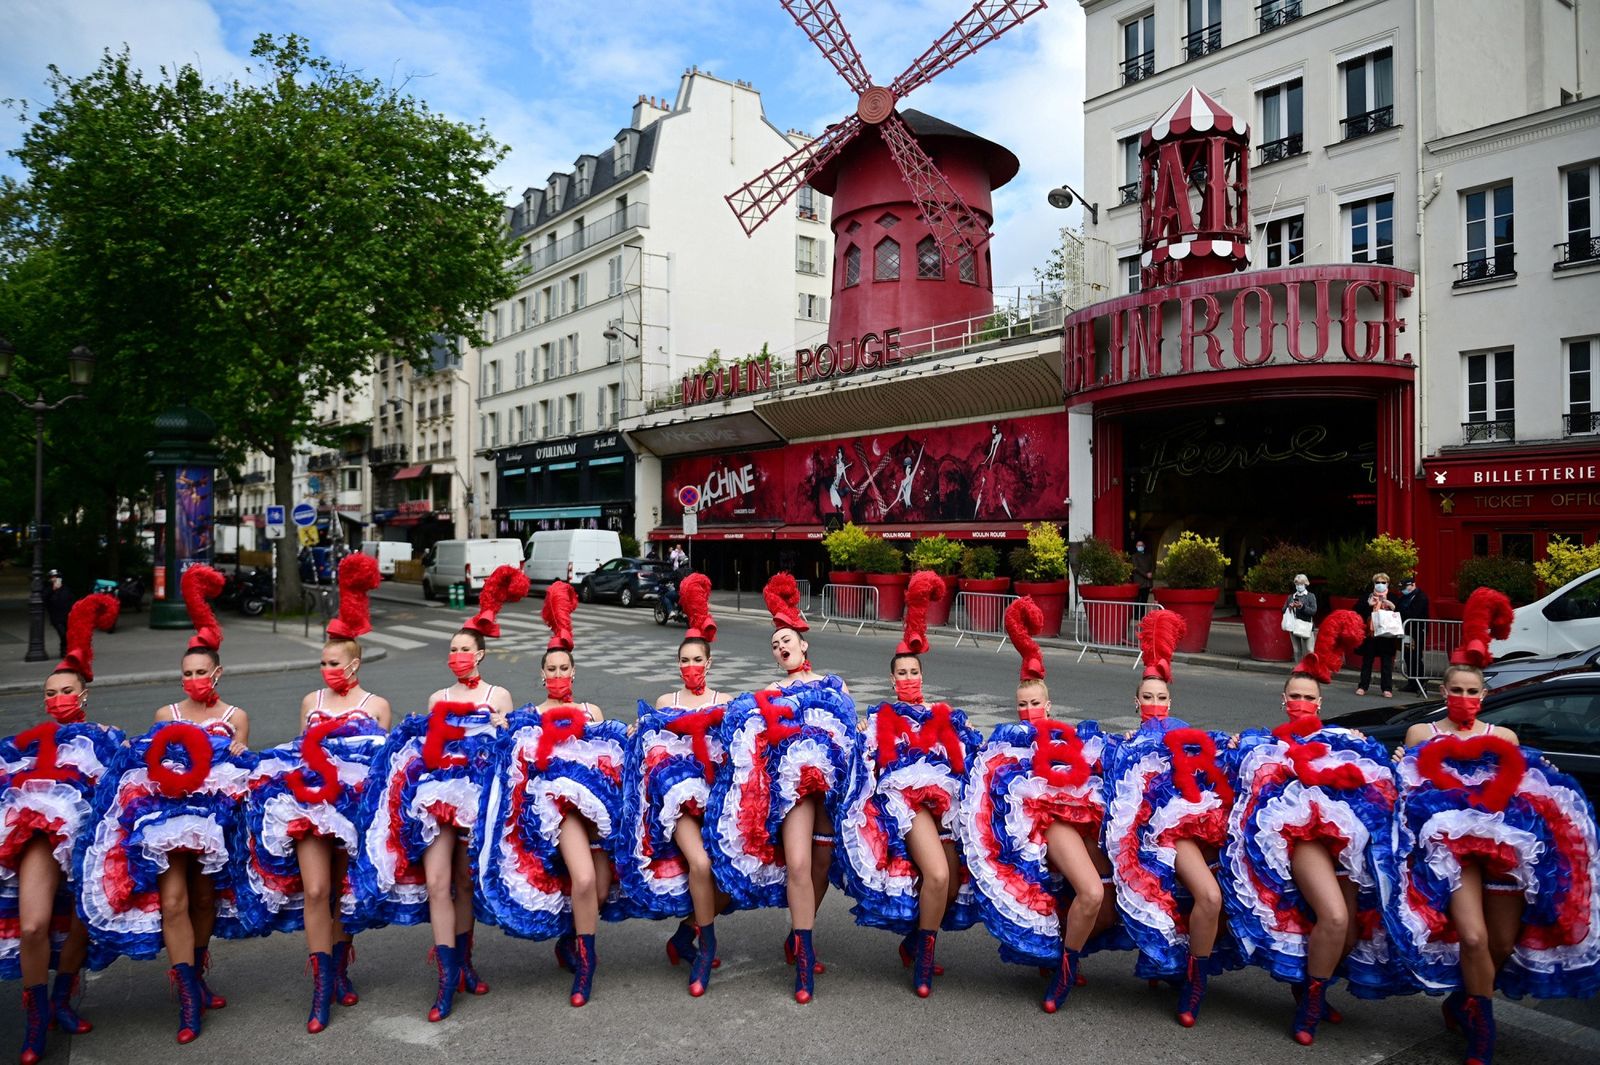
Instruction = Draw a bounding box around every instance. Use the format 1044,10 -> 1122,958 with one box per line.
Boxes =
1142,87 -> 1249,147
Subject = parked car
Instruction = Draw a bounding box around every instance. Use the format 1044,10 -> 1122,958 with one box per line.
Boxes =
578,557 -> 668,608
423,538 -> 525,601
1481,643 -> 1600,688
524,529 -> 621,588
1327,670 -> 1600,801
360,540 -> 413,578
1493,567 -> 1600,659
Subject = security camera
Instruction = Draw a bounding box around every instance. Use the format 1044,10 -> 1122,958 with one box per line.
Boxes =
1047,186 -> 1076,210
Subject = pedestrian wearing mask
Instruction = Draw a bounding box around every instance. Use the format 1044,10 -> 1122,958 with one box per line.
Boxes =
1132,539 -> 1154,604
1353,572 -> 1401,697
1285,574 -> 1317,662
1395,577 -> 1431,688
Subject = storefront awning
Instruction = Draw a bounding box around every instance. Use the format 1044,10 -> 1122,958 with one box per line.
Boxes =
774,522 -> 1032,541
649,525 -> 779,542
509,506 -> 603,521
393,464 -> 431,480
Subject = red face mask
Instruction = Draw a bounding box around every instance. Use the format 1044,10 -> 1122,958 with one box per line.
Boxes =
545,675 -> 574,703
1284,697 -> 1320,721
45,692 -> 85,724
448,652 -> 479,686
1018,704 -> 1048,724
893,677 -> 924,704
680,664 -> 707,696
1446,693 -> 1482,726
322,666 -> 355,696
1139,701 -> 1169,722
183,674 -> 219,707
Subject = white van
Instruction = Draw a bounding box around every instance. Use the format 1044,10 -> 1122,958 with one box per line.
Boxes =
360,540 -> 413,578
423,538 -> 525,601
523,529 -> 622,588
1493,568 -> 1600,659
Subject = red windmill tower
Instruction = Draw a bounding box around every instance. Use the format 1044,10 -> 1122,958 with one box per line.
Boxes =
727,1 -> 1043,345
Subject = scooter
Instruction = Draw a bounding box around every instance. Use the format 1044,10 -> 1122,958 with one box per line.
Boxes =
653,599 -> 687,626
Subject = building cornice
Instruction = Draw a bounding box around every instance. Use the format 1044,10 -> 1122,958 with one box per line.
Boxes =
1424,97 -> 1600,164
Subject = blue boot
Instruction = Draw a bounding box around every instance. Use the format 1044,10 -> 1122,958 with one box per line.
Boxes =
555,933 -> 577,971
194,948 -> 226,1010
569,934 -> 596,1007
911,929 -> 938,998
688,923 -> 716,997
168,963 -> 203,1044
50,970 -> 92,1034
305,952 -> 334,1034
456,931 -> 489,995
20,984 -> 48,1064
667,920 -> 698,966
1292,976 -> 1331,1045
1464,995 -> 1497,1065
332,941 -> 359,1007
790,930 -> 816,1004
1443,988 -> 1467,1032
427,945 -> 459,1022
1041,947 -> 1079,1014
1176,952 -> 1208,1027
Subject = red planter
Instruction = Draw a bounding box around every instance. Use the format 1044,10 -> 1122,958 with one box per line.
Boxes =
957,577 -> 1011,633
925,574 -> 960,627
1014,579 -> 1071,638
1152,587 -> 1219,653
865,573 -> 910,621
829,570 -> 865,586
1078,583 -> 1139,645
1238,590 -> 1293,661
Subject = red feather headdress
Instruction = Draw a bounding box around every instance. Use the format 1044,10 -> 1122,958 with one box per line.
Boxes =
1006,596 -> 1045,681
763,572 -> 807,633
464,564 -> 531,639
1451,587 -> 1514,668
1138,609 -> 1187,683
182,564 -> 226,651
897,570 -> 944,655
56,593 -> 119,682
1293,609 -> 1366,684
680,573 -> 717,644
542,579 -> 578,651
326,554 -> 381,640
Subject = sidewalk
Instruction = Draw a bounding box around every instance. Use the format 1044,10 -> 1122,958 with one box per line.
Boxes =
0,568 -> 384,694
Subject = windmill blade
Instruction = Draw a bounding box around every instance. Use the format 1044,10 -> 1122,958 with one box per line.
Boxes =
725,114 -> 862,236
878,112 -> 991,265
781,0 -> 875,95
890,0 -> 1049,100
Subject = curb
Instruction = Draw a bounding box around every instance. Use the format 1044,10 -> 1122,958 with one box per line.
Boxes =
371,586 -> 444,609
0,645 -> 389,695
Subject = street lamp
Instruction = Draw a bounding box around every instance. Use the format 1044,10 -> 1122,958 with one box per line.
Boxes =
1047,183 -> 1099,225
601,325 -> 639,344
0,334 -> 96,662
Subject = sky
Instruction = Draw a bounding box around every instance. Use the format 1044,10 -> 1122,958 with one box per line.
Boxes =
0,0 -> 1088,289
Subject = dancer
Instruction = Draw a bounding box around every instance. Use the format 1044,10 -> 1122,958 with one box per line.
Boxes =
706,573 -> 862,1003
958,597 -> 1116,1014
1104,610 -> 1240,1027
77,564 -> 257,1045
243,554 -> 390,1033
618,573 -> 729,996
1385,589 -> 1599,1065
836,571 -> 980,997
1224,610 -> 1411,1046
2,594 -> 122,1064
354,564 -> 522,1023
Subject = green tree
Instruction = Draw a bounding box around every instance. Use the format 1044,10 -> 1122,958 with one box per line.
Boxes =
8,35 -> 518,600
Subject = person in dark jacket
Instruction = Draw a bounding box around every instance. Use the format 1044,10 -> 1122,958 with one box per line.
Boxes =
660,559 -> 692,618
1396,576 -> 1432,687
43,570 -> 74,658
1132,538 -> 1154,603
1353,572 -> 1400,697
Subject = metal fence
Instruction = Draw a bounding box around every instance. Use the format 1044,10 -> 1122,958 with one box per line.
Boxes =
1401,618 -> 1463,695
1074,598 -> 1163,666
300,585 -> 340,638
819,583 -> 879,636
952,590 -> 1019,650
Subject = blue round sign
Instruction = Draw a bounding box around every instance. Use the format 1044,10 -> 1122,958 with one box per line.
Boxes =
291,502 -> 318,527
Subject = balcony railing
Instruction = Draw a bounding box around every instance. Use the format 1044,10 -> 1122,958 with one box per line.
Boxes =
308,451 -> 340,472
1182,24 -> 1222,61
1462,419 -> 1515,444
1555,236 -> 1600,269
368,443 -> 409,466
1341,105 -> 1396,141
1257,0 -> 1302,32
1565,411 -> 1599,436
525,203 -> 649,275
1118,181 -> 1140,206
1454,251 -> 1516,286
1122,51 -> 1155,85
240,471 -> 268,485
1257,133 -> 1304,166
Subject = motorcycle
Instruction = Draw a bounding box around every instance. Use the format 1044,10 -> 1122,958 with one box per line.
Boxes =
218,567 -> 275,617
653,599 -> 687,626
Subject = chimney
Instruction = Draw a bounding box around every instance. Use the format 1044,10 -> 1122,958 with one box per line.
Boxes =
632,93 -> 670,129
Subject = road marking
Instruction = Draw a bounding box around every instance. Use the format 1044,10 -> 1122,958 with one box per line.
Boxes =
388,624 -> 462,641
358,631 -> 429,650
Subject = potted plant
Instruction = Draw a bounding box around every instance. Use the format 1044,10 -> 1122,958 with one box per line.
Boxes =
1455,556 -> 1537,606
1011,522 -> 1072,637
821,521 -> 871,585
909,534 -> 963,627
958,545 -> 1008,633
1153,531 -> 1230,653
1073,535 -> 1137,645
858,535 -> 908,621
1320,535 -> 1366,610
1534,535 -> 1600,590
1336,532 -> 1420,610
1240,543 -> 1323,661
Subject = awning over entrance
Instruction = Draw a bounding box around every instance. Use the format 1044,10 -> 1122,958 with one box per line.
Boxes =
649,526 -> 779,541
509,506 -> 602,521
772,522 -> 1031,541
393,464 -> 431,480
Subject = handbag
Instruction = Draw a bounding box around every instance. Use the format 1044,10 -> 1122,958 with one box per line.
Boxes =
1371,608 -> 1404,638
1281,607 -> 1313,639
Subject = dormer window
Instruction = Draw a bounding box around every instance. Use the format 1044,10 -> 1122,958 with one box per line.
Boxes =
546,173 -> 569,213
574,156 -> 597,200
615,130 -> 639,176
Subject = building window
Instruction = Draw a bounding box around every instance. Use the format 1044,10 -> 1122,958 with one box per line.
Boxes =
1568,337 -> 1597,436
572,392 -> 584,434
797,186 -> 819,221
487,412 -> 500,448
542,343 -> 553,381
915,236 -> 942,279
797,293 -> 827,321
1258,0 -> 1302,33
557,337 -> 567,377
958,251 -> 977,284
341,468 -> 361,493
568,333 -> 579,374
514,350 -> 525,388
1258,78 -> 1303,164
1119,137 -> 1141,205
796,236 -> 822,274
607,254 -> 623,296
843,244 -> 861,286
538,400 -> 549,438
569,272 -> 586,310
874,237 -> 900,281
1458,182 -> 1515,285
605,319 -> 623,363
1561,163 -> 1599,267
1122,11 -> 1155,84
1347,194 -> 1394,264
1122,256 -> 1142,294
1264,215 -> 1304,267
876,211 -> 900,229
1340,47 -> 1394,140
1463,350 -> 1514,442
1183,0 -> 1221,61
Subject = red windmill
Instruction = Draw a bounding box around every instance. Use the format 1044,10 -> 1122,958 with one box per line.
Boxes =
728,1 -> 1044,342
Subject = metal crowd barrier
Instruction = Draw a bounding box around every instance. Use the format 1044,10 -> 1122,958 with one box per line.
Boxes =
819,583 -> 879,636
1400,618 -> 1462,695
1074,598 -> 1162,667
300,585 -> 340,638
952,590 -> 1019,650
794,578 -> 812,617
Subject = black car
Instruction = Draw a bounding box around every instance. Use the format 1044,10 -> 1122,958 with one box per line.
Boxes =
577,557 -> 668,608
1481,643 -> 1600,688
1326,670 -> 1600,801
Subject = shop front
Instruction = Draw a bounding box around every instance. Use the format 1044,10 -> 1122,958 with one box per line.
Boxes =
492,430 -> 636,540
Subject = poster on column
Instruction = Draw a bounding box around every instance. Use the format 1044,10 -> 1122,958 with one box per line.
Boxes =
661,412 -> 1070,527
174,466 -> 215,565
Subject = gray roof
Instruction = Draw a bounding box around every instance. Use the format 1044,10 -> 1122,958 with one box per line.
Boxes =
508,123 -> 662,235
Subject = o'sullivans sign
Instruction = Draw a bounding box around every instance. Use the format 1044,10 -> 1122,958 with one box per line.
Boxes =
1063,265 -> 1415,399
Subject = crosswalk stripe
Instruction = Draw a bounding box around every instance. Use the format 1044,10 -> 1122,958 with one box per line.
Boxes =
359,631 -> 429,650
388,624 -> 460,640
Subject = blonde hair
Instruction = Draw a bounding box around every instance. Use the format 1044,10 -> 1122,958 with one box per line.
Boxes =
1372,572 -> 1390,584
323,636 -> 362,661
1017,677 -> 1050,699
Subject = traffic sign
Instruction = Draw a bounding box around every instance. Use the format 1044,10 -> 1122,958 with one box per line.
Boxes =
677,485 -> 701,509
265,504 -> 286,540
683,510 -> 698,537
291,502 -> 317,527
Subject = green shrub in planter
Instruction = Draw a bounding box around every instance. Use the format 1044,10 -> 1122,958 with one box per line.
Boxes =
1074,535 -> 1133,585
856,536 -> 905,575
908,534 -> 963,575
1456,555 -> 1537,605
1155,531 -> 1230,589
821,522 -> 872,570
1322,535 -> 1368,596
1244,543 -> 1322,593
620,533 -> 640,559
960,545 -> 1000,580
1347,533 -> 1419,591
1010,522 -> 1069,581
1535,536 -> 1600,589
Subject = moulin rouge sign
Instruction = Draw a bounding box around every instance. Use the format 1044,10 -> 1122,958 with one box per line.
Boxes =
680,328 -> 903,407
